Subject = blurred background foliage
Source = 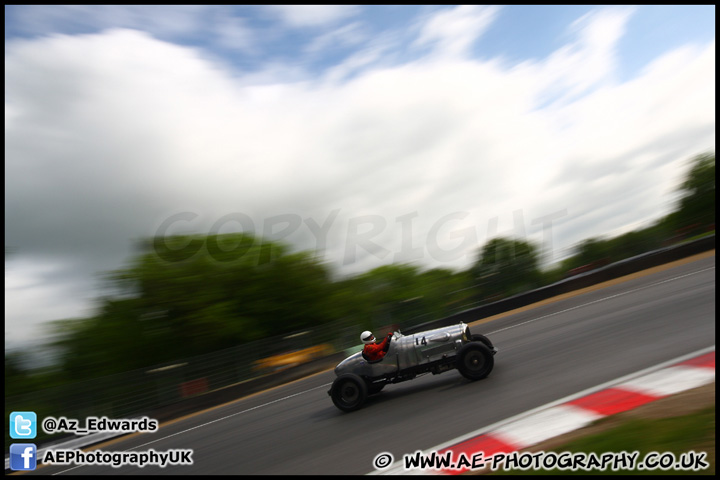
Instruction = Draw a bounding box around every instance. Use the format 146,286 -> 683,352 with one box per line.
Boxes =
5,152 -> 715,422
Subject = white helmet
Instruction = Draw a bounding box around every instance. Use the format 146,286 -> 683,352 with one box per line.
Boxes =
360,331 -> 375,344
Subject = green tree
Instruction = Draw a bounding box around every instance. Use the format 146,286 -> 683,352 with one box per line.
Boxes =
676,152 -> 715,232
354,264 -> 424,327
574,238 -> 610,266
326,264 -> 475,333
471,237 -> 541,300
49,233 -> 336,378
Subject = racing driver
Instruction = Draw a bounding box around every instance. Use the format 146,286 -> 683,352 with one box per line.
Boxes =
361,330 -> 392,361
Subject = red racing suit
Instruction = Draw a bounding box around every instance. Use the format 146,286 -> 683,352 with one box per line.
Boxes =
363,333 -> 392,361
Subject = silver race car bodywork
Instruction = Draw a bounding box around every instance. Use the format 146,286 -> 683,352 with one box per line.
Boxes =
329,322 -> 497,411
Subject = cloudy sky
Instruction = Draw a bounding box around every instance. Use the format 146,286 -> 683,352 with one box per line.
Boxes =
4,5 -> 715,350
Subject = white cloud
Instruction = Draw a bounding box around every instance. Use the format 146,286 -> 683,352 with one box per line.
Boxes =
264,5 -> 361,28
5,258 -> 97,346
4,9 -> 715,346
413,5 -> 500,58
516,7 -> 635,105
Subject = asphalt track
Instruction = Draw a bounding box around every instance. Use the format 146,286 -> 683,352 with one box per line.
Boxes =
26,253 -> 715,476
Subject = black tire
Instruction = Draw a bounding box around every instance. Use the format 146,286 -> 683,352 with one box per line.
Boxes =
331,373 -> 368,412
456,342 -> 494,380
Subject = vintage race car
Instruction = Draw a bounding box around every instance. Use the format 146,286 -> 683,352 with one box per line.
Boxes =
328,322 -> 497,411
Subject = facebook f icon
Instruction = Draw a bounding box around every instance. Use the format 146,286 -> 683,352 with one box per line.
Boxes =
10,411 -> 37,439
10,444 -> 37,470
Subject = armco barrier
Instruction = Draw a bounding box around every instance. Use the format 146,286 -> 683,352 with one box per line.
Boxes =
403,235 -> 714,334
148,351 -> 346,422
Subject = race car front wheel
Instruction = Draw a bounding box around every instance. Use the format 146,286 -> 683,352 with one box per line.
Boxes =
457,343 -> 494,381
471,334 -> 495,351
331,373 -> 368,412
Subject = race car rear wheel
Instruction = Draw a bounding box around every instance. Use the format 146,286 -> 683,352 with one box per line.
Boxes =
331,373 -> 368,412
457,343 -> 494,381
